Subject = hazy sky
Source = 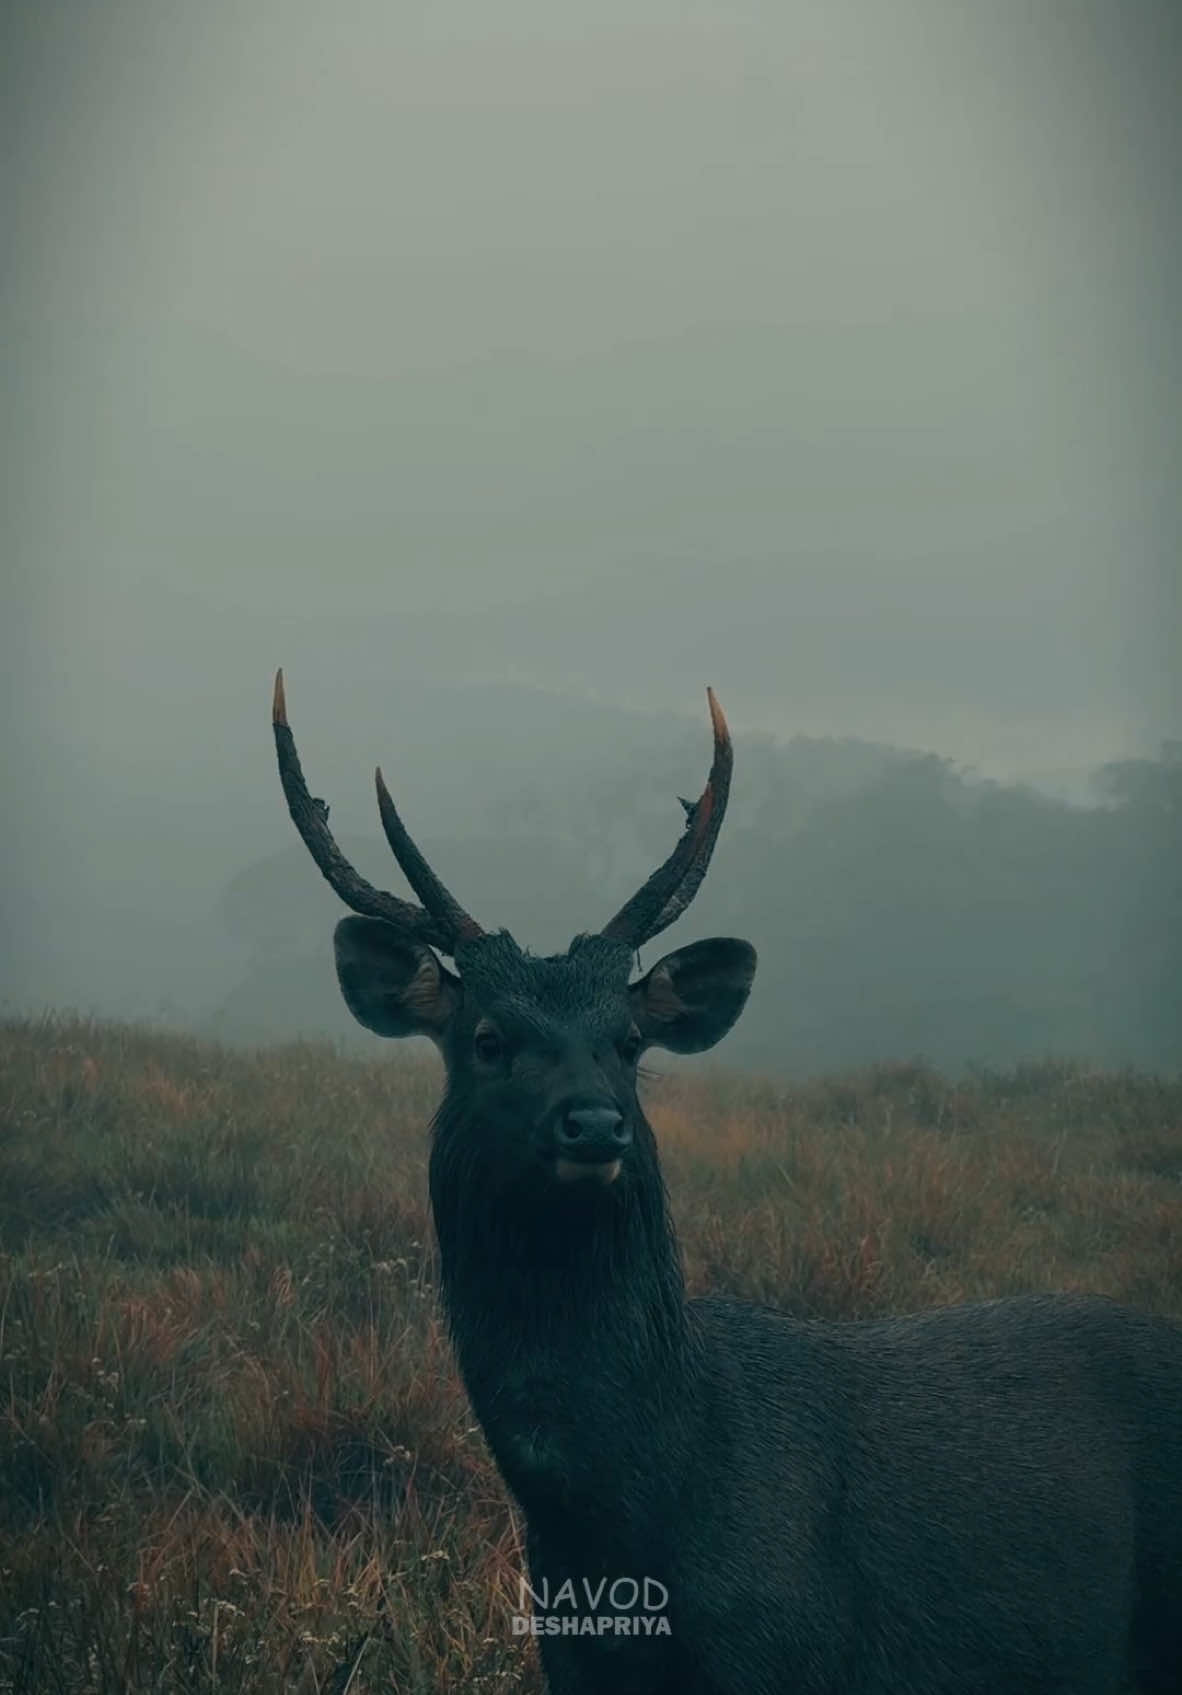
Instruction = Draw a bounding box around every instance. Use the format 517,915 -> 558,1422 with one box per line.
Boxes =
5,0 -> 1179,826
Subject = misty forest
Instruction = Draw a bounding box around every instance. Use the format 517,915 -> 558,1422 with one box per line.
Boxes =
9,689 -> 1180,1077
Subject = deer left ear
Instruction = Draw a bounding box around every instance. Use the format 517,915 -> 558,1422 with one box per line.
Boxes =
630,937 -> 756,1054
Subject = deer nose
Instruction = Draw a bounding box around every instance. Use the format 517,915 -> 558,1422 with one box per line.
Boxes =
556,1106 -> 631,1156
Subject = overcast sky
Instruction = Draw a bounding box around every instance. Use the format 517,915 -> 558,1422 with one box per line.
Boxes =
5,0 -> 1179,825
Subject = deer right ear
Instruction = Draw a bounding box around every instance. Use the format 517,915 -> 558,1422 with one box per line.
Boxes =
334,917 -> 461,1041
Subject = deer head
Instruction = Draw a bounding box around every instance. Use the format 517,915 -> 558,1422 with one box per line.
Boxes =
271,671 -> 756,1193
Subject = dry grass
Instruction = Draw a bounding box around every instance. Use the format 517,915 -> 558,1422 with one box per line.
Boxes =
1,1019 -> 1180,1691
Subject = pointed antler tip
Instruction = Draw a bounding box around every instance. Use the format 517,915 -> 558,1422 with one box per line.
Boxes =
706,686 -> 729,744
272,668 -> 288,727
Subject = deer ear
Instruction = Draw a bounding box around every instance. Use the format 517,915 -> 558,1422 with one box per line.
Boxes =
630,937 -> 756,1054
334,917 -> 461,1041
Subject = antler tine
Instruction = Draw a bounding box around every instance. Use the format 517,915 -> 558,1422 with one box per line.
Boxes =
375,766 -> 484,945
271,670 -> 465,952
601,687 -> 733,950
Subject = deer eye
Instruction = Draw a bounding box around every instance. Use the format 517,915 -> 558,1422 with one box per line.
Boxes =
473,1025 -> 504,1065
618,1027 -> 644,1064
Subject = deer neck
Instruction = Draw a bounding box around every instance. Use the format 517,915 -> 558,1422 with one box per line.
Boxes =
430,1146 -> 696,1534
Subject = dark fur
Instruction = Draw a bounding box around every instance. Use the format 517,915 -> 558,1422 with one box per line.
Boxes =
332,920 -> 1182,1695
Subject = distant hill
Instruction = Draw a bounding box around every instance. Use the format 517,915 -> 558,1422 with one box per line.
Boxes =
201,705 -> 1181,1076
7,682 -> 1177,1071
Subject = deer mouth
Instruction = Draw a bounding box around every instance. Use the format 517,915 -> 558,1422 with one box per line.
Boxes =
554,1157 -> 622,1186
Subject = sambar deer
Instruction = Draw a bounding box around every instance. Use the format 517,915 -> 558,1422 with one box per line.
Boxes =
272,670 -> 1182,1695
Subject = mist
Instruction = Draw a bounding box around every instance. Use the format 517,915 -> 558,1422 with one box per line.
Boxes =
4,0 -> 1179,1074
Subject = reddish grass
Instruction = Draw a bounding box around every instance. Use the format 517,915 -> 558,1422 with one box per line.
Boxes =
0,1017 -> 1179,1691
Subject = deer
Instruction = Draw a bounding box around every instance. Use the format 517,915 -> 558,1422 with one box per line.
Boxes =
271,669 -> 1182,1695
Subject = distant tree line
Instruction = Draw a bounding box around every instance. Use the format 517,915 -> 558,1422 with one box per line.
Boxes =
210,735 -> 1182,1076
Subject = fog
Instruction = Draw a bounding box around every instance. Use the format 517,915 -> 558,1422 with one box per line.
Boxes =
3,0 -> 1179,1073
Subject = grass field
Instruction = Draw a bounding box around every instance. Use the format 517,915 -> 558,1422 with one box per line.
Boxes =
1,1016 -> 1180,1692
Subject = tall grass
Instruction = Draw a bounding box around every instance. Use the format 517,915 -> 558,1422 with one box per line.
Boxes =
1,1017 -> 1179,1691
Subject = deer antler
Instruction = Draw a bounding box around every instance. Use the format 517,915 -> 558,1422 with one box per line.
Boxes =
601,687 -> 733,949
272,670 -> 484,953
